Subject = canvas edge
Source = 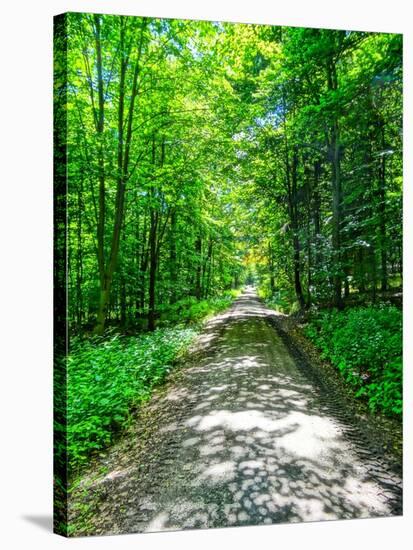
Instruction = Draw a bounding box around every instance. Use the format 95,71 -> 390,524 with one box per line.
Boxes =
53,12 -> 69,538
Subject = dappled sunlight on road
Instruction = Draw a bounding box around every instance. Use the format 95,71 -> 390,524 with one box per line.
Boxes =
130,289 -> 392,532
75,288 -> 399,535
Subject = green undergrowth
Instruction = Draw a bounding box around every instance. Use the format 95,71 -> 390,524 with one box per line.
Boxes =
61,291 -> 239,477
305,305 -> 402,418
158,288 -> 242,324
259,288 -> 296,314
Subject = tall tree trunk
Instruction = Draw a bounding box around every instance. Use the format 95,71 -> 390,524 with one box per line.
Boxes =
330,122 -> 343,309
326,57 -> 343,309
358,248 -> 366,293
201,236 -> 213,296
134,203 -> 141,316
268,242 -> 275,294
147,135 -> 166,331
305,170 -> 312,308
120,274 -> 127,326
313,160 -> 321,267
76,177 -> 84,328
370,245 -> 377,303
138,211 -> 149,314
93,14 -> 107,331
195,235 -> 202,299
205,243 -> 214,298
291,145 -> 305,309
169,209 -> 178,304
148,208 -> 158,331
343,250 -> 350,299
94,18 -> 147,334
378,120 -> 388,291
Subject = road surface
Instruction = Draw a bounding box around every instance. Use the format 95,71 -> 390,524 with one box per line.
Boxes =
70,288 -> 402,535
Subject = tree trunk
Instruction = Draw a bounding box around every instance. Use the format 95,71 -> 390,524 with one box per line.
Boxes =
138,212 -> 149,314
343,250 -> 350,299
306,173 -> 312,308
268,242 -> 275,294
370,245 -> 377,303
378,120 -> 388,291
291,146 -> 305,309
313,160 -> 321,267
120,274 -> 126,326
330,122 -> 343,309
326,57 -> 343,309
76,178 -> 83,328
169,209 -> 178,304
95,285 -> 110,335
148,208 -> 158,331
93,14 -> 107,333
205,244 -> 214,297
94,18 -> 147,334
358,248 -> 366,293
147,134 -> 162,331
195,235 -> 202,299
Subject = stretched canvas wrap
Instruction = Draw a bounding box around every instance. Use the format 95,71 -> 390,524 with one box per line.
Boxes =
54,11 -> 403,537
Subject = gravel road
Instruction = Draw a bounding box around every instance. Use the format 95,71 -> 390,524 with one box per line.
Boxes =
70,288 -> 402,536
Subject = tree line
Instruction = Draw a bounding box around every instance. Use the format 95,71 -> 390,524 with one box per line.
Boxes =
57,14 -> 402,335
232,26 -> 402,309
61,14 -> 246,334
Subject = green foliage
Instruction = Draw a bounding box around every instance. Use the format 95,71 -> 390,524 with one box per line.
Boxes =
264,289 -> 296,314
64,326 -> 197,473
65,13 -> 249,334
57,12 -> 403,497
161,290 -> 241,324
234,25 -> 402,312
305,306 -> 402,416
60,290 -> 240,475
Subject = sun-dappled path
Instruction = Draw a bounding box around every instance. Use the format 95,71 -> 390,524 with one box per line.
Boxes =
71,288 -> 402,535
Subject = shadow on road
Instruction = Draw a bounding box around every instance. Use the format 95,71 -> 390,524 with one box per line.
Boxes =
70,288 -> 400,535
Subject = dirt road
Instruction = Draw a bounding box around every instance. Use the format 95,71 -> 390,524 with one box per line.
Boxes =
71,288 -> 402,535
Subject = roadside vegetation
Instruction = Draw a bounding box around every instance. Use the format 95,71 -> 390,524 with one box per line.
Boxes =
262,286 -> 402,419
61,291 -> 240,477
305,305 -> 402,417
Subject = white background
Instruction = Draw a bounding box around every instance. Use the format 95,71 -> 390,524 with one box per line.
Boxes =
0,0 -> 411,548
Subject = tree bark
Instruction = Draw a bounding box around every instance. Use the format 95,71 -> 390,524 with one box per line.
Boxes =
169,209 -> 178,304
94,18 -> 147,334
76,177 -> 84,328
148,208 -> 158,331
313,160 -> 321,267
326,57 -> 343,309
291,146 -> 305,309
378,120 -> 388,291
268,243 -> 275,295
195,236 -> 202,299
138,211 -> 149,314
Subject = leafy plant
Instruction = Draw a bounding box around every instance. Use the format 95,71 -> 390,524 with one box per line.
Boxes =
305,305 -> 402,417
62,326 -> 196,475
59,290 -> 240,476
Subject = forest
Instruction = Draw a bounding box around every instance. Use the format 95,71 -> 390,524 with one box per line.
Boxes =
54,13 -> 402,484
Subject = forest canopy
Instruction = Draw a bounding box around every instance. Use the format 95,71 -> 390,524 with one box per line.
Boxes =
55,13 -> 402,334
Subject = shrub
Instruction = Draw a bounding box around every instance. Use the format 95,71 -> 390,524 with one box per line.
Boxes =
305,305 -> 402,417
64,326 -> 197,474
160,291 -> 238,324
265,289 -> 296,314
60,290 -> 240,475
